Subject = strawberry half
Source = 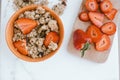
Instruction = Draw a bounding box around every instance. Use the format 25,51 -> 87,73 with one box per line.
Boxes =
101,22 -> 116,35
15,18 -> 38,34
89,12 -> 104,28
86,25 -> 103,43
85,0 -> 98,12
79,11 -> 89,22
73,29 -> 92,57
95,35 -> 111,51
100,0 -> 113,13
105,8 -> 118,20
13,40 -> 28,56
73,29 -> 87,50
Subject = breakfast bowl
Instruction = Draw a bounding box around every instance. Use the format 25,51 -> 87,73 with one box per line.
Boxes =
6,5 -> 64,62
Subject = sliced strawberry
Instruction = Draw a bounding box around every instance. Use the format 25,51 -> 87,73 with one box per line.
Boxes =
100,0 -> 113,13
85,0 -> 98,12
105,8 -> 118,20
89,12 -> 104,28
96,0 -> 102,3
79,11 -> 89,22
13,40 -> 28,56
95,35 -> 111,51
44,32 -> 59,47
86,25 -> 103,43
16,18 -> 38,34
96,0 -> 100,3
101,22 -> 116,35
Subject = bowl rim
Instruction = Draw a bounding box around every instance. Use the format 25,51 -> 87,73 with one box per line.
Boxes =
5,5 -> 64,62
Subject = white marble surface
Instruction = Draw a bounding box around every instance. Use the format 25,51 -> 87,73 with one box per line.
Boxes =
0,0 -> 119,80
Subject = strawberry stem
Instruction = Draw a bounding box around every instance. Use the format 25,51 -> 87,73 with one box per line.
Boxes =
81,42 -> 90,57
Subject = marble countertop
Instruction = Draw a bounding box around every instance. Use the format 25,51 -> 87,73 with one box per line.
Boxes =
0,0 -> 119,80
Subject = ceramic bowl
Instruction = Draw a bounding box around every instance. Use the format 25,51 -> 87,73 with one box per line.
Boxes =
6,5 -> 64,62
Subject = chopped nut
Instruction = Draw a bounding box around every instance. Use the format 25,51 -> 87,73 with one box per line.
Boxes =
52,1 -> 67,15
48,20 -> 59,32
48,41 -> 58,51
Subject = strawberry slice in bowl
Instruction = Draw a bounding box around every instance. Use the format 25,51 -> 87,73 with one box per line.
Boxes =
13,40 -> 28,56
15,18 -> 38,34
44,32 -> 59,47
